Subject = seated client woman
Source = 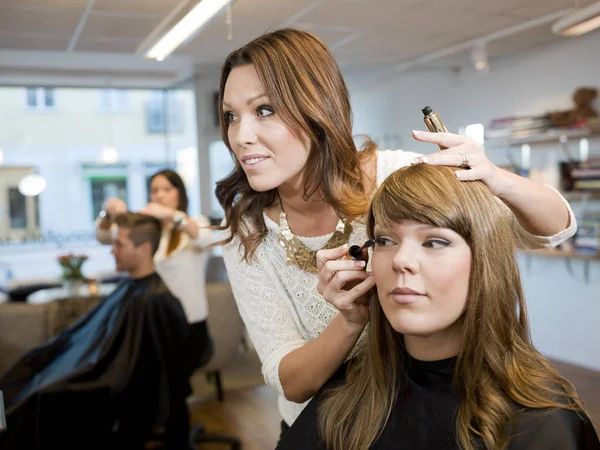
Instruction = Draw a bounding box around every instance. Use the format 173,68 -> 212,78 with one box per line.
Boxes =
278,164 -> 600,450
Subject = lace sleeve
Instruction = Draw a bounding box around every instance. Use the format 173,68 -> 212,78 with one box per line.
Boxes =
508,185 -> 577,249
222,236 -> 307,398
187,215 -> 214,249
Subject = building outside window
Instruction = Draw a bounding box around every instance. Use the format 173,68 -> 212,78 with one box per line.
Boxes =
0,167 -> 42,241
1,86 -> 199,282
90,177 -> 128,220
25,87 -> 56,111
8,187 -> 27,229
98,88 -> 129,114
146,90 -> 184,134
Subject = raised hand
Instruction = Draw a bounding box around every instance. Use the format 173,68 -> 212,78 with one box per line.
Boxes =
411,130 -> 507,196
316,244 -> 375,331
104,197 -> 127,218
139,202 -> 177,221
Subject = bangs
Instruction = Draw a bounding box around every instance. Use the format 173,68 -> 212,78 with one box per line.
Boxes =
368,165 -> 473,241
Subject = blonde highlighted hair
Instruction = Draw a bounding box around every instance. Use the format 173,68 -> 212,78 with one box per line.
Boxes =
318,164 -> 586,450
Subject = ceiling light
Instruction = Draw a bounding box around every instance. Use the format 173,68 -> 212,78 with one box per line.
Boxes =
18,173 -> 47,197
146,0 -> 231,61
465,124 -> 485,146
102,146 -> 119,164
470,41 -> 489,73
552,1 -> 600,36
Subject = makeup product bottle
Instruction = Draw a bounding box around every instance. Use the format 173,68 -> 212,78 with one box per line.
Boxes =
422,106 -> 447,150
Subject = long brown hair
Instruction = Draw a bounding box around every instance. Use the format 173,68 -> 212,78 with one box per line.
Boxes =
149,169 -> 188,256
215,28 -> 376,260
318,164 -> 586,450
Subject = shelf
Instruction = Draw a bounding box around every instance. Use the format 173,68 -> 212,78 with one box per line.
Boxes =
561,191 -> 600,201
485,128 -> 598,148
518,249 -> 600,261
517,248 -> 599,283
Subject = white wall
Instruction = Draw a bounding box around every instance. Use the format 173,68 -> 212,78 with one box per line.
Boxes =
347,32 -> 600,370
349,32 -> 600,157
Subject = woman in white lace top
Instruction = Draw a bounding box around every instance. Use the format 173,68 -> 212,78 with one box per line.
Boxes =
215,29 -> 577,434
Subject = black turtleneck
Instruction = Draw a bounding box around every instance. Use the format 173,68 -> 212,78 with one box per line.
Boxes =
278,353 -> 600,450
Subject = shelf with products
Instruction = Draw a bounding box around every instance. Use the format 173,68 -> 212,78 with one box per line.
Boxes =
485,126 -> 600,202
518,248 -> 600,261
517,248 -> 599,284
561,191 -> 600,201
485,127 -> 599,148
486,111 -> 600,283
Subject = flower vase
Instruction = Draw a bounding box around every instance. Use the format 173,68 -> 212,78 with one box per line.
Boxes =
63,279 -> 84,296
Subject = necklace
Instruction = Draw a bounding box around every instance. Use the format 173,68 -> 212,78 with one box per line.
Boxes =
278,201 -> 353,274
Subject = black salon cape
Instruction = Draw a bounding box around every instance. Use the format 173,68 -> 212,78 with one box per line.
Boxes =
278,354 -> 600,450
0,272 -> 191,450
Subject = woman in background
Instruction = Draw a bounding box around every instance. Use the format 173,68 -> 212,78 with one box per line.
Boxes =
96,168 -> 214,370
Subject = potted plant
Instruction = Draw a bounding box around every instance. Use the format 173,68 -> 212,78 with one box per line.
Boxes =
57,253 -> 88,295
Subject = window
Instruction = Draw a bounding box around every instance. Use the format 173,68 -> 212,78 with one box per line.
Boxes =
90,177 -> 128,220
8,187 -> 27,229
464,123 -> 485,146
24,87 -> 56,111
209,140 -> 235,219
26,88 -> 37,109
32,194 -> 40,228
98,88 -> 129,113
147,91 -> 164,133
44,88 -> 55,108
146,90 -> 184,134
0,85 -> 198,282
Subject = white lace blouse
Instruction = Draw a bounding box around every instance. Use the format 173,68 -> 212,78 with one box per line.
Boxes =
221,149 -> 577,426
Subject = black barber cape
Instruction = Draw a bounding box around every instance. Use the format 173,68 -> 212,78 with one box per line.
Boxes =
278,353 -> 600,450
0,272 -> 191,450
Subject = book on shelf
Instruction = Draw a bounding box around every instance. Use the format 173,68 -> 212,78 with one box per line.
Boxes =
489,114 -> 552,129
571,168 -> 600,178
573,212 -> 600,253
485,114 -> 597,144
560,159 -> 600,193
574,179 -> 600,190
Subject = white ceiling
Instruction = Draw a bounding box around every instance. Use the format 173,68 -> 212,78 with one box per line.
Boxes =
0,0 -> 596,87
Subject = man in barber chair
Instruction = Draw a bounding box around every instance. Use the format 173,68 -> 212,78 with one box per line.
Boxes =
0,212 -> 192,450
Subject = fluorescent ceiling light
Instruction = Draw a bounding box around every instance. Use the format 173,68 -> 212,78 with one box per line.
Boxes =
552,1 -> 600,36
146,0 -> 231,61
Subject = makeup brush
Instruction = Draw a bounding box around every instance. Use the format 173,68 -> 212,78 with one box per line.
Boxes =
347,239 -> 375,262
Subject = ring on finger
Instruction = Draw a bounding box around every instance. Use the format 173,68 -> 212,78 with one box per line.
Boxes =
459,153 -> 470,169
